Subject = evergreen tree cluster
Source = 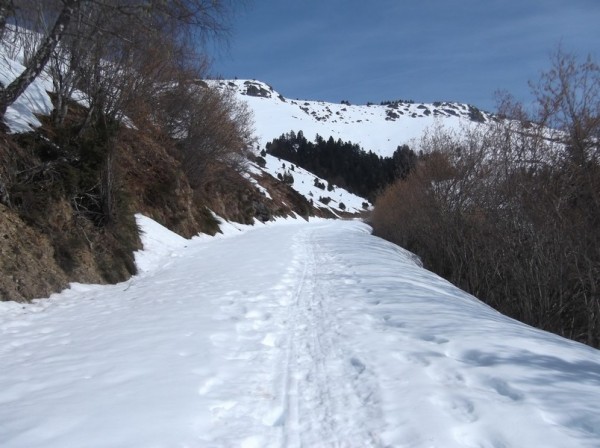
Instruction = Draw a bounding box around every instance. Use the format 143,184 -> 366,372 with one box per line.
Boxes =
380,99 -> 415,106
265,131 -> 416,200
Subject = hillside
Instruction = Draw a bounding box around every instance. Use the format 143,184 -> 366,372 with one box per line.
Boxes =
0,46 -> 368,302
214,79 -> 492,156
1,217 -> 599,447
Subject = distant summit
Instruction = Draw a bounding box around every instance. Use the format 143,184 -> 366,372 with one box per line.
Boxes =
213,79 -> 493,156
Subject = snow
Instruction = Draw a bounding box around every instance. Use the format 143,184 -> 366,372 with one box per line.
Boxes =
0,56 -> 54,133
255,154 -> 369,214
1,216 -> 600,447
0,44 -> 371,212
243,171 -> 273,200
215,79 -> 488,157
134,214 -> 189,273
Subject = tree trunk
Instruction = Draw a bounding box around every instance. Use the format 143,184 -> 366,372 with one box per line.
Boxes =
0,0 -> 13,41
0,0 -> 80,120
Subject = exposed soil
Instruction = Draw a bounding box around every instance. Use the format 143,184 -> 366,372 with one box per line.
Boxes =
0,120 -> 344,302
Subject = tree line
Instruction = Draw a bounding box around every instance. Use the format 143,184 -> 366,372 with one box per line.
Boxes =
372,51 -> 600,348
265,131 -> 416,200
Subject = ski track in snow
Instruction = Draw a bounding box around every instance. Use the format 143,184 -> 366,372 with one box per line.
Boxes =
270,228 -> 382,447
1,219 -> 600,447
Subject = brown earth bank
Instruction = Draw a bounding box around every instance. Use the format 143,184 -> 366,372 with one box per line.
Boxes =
0,119 -> 342,303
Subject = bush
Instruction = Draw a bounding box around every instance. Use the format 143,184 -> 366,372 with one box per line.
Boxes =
255,156 -> 266,168
467,104 -> 486,123
160,84 -> 255,189
282,171 -> 294,185
314,178 -> 325,189
373,52 -> 600,348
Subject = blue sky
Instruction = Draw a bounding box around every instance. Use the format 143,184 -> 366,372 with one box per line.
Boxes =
212,1 -> 599,112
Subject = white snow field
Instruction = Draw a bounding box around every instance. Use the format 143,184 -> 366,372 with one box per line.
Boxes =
215,79 -> 490,157
250,154 -> 370,214
1,217 -> 600,448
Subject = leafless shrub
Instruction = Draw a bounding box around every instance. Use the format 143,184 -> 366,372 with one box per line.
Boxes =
373,50 -> 600,347
161,83 -> 255,188
0,1 -> 236,122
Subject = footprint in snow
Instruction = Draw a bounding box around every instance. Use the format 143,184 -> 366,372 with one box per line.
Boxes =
485,377 -> 524,402
426,367 -> 466,386
417,334 -> 449,345
343,277 -> 360,285
235,320 -> 255,333
391,351 -> 431,367
350,357 -> 366,374
382,315 -> 406,328
431,395 -> 478,423
244,309 -> 270,320
262,405 -> 286,427
209,332 -> 235,347
453,428 -> 508,448
224,290 -> 247,298
198,376 -> 223,395
260,333 -> 280,348
209,400 -> 237,418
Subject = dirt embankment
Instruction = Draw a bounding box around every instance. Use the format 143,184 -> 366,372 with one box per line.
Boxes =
0,121 -> 331,302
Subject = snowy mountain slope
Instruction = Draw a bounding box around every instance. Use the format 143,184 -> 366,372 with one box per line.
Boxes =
249,153 -> 370,214
0,44 -> 369,216
1,217 -> 599,447
215,79 -> 492,156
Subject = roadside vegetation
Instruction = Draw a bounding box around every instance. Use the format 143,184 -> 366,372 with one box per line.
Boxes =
372,51 -> 600,348
0,1 -> 295,301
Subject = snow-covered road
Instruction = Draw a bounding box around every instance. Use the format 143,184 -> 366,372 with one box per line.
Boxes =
1,219 -> 600,447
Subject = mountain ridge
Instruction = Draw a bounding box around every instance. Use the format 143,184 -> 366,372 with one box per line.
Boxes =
213,78 -> 493,156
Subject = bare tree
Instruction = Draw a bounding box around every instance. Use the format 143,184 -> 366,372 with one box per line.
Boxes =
169,84 -> 255,188
0,0 -> 235,125
373,50 -> 600,347
0,0 -> 13,40
0,0 -> 80,118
